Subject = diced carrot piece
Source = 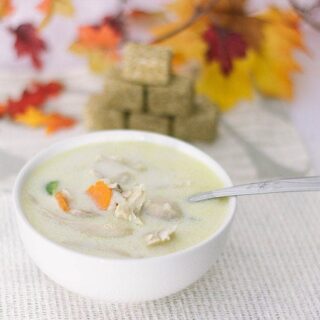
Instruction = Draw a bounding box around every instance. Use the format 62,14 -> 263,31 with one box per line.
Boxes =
55,191 -> 70,212
87,180 -> 112,210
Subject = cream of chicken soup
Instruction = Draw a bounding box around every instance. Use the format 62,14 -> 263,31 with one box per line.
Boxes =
21,141 -> 229,259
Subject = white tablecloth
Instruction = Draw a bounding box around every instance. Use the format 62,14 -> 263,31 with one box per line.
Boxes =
0,75 -> 319,319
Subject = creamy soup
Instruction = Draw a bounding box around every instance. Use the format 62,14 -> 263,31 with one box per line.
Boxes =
21,141 -> 229,259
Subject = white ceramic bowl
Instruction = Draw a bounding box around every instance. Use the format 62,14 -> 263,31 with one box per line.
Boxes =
13,130 -> 236,302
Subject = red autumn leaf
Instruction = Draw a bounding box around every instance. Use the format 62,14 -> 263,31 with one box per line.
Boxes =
0,104 -> 7,118
5,81 -> 64,117
9,23 -> 47,69
101,16 -> 124,36
203,24 -> 248,75
35,81 -> 64,96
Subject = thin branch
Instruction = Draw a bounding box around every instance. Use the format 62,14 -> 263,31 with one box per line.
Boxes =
289,0 -> 320,30
151,0 -> 320,45
151,1 -> 216,44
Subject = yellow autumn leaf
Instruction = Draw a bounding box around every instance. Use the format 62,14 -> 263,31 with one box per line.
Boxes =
152,0 -> 208,65
69,42 -> 86,54
156,27 -> 207,66
166,0 -> 207,21
87,50 -> 117,73
0,0 -> 13,18
14,106 -> 48,127
70,43 -> 116,73
197,50 -> 255,111
37,0 -> 74,28
252,8 -> 304,99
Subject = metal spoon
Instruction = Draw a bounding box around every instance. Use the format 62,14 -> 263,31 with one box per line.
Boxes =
188,176 -> 320,202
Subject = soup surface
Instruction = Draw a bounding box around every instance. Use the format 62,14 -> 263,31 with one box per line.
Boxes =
22,141 -> 230,259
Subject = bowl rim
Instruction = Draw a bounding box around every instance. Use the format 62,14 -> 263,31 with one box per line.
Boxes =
13,130 -> 236,263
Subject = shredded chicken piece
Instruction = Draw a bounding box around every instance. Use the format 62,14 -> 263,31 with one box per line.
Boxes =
145,225 -> 177,246
108,183 -> 123,192
144,200 -> 182,220
69,209 -> 100,218
113,184 -> 146,225
114,204 -> 143,225
124,185 -> 146,212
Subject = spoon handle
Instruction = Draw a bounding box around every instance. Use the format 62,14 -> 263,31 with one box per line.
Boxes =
188,176 -> 320,202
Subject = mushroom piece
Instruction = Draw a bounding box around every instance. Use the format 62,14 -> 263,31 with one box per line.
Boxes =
145,225 -> 177,246
144,200 -> 182,220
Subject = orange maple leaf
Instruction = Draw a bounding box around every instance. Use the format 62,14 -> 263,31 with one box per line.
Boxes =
0,0 -> 14,18
37,0 -> 74,28
0,104 -> 7,118
37,0 -> 51,13
12,105 -> 75,134
44,113 -> 76,134
78,25 -> 121,49
70,17 -> 122,73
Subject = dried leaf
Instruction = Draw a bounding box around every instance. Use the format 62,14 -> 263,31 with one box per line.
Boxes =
0,0 -> 14,18
0,104 -> 7,118
70,45 -> 117,73
1,80 -> 73,134
212,0 -> 246,12
197,50 -> 255,110
37,0 -> 74,28
152,0 -> 207,65
203,24 -> 247,75
252,8 -> 304,99
151,0 -> 304,109
44,112 -> 76,134
13,107 -> 75,134
210,0 -> 264,50
14,106 -> 48,127
70,16 -> 122,73
6,81 -> 63,117
9,23 -> 47,69
78,24 -> 121,49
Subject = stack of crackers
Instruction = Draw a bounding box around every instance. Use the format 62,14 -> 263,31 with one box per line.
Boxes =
85,43 -> 218,141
